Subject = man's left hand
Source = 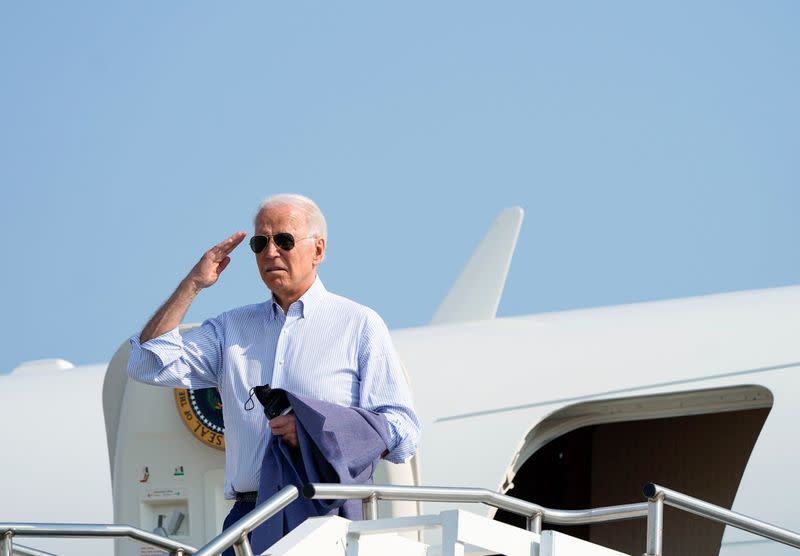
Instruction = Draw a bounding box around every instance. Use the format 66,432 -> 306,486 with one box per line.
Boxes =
269,414 -> 298,448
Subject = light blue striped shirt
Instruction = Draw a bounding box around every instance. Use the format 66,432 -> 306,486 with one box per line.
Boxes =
128,277 -> 420,499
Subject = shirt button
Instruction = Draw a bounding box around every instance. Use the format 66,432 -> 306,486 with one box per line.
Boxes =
279,360 -> 284,366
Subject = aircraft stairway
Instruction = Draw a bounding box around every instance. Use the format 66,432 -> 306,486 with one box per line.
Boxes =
3,482 -> 800,556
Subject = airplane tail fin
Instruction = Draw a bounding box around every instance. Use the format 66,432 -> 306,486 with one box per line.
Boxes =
430,207 -> 524,325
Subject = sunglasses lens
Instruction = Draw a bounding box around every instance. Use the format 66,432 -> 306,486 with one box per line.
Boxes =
249,235 -> 268,253
249,234 -> 296,253
274,233 -> 295,250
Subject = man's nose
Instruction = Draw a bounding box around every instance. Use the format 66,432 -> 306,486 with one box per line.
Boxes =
264,237 -> 281,256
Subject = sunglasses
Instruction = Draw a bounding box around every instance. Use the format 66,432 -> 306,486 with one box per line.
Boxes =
249,233 -> 313,253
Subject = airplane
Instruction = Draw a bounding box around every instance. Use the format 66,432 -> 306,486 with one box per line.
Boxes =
2,207 -> 799,556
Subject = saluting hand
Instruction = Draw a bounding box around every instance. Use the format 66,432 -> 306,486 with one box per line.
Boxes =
139,231 -> 247,343
186,231 -> 247,290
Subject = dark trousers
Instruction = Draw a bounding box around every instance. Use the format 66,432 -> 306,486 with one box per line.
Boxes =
221,499 -> 256,556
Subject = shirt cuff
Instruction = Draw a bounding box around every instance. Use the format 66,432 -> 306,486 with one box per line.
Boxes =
383,412 -> 417,463
130,327 -> 184,368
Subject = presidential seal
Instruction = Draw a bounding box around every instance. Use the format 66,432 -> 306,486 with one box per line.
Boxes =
174,387 -> 225,450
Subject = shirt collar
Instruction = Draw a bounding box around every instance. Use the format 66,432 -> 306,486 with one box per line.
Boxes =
267,276 -> 327,320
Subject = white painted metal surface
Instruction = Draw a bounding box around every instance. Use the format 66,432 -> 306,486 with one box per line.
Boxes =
265,509 -> 541,556
0,364 -> 112,556
541,530 -> 628,556
261,509 -> 629,556
430,207 -> 523,325
261,515 -> 428,556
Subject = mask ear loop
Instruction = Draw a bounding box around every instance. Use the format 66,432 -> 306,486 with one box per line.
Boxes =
244,387 -> 256,411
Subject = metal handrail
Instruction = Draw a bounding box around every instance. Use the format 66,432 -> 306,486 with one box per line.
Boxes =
303,483 -> 648,533
11,481 -> 798,556
11,542 -> 58,556
644,483 -> 800,556
194,485 -> 299,556
0,522 -> 196,556
0,486 -> 298,556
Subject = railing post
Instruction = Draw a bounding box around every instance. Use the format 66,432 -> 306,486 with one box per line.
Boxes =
526,512 -> 543,534
362,493 -> 379,520
644,492 -> 664,556
232,532 -> 254,556
1,531 -> 13,556
233,532 -> 253,556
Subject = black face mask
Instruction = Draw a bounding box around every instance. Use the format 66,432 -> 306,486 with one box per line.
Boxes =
244,384 -> 292,419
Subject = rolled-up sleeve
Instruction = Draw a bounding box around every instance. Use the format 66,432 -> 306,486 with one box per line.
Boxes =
127,318 -> 224,390
357,313 -> 420,463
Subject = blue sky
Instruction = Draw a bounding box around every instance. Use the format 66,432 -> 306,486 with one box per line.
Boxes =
1,2 -> 798,373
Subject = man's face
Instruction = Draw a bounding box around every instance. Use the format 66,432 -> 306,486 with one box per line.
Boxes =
253,204 -> 325,305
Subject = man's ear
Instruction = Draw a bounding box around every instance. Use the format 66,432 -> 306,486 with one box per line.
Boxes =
313,237 -> 326,266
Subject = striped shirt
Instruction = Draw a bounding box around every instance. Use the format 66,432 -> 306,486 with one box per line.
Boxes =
128,277 -> 420,499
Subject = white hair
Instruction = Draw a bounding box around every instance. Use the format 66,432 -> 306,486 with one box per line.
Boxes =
254,193 -> 328,239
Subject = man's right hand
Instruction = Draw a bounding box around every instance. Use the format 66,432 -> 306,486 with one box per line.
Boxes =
139,231 -> 246,343
186,231 -> 247,291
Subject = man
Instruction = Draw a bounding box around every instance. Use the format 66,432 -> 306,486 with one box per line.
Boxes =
127,193 -> 419,548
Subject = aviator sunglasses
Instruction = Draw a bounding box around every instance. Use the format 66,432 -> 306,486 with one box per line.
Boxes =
249,233 -> 313,253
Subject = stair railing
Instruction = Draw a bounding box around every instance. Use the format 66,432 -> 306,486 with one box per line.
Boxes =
643,483 -> 800,556
193,485 -> 298,556
0,522 -> 197,556
7,482 -> 800,556
0,486 -> 299,556
304,483 -> 648,533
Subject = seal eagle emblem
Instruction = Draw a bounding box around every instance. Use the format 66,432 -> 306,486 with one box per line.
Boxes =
174,387 -> 225,450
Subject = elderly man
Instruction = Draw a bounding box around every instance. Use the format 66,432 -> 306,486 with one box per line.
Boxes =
127,194 -> 419,549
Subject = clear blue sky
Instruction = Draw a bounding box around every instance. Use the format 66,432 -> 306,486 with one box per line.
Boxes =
1,2 -> 798,373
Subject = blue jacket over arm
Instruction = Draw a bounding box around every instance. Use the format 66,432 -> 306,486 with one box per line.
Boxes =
251,390 -> 391,552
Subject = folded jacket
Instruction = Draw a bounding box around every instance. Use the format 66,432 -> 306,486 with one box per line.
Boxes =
251,390 -> 391,552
